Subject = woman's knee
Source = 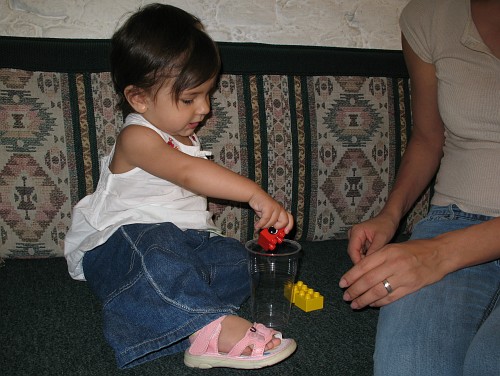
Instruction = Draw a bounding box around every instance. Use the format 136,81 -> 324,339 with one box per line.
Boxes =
463,304 -> 500,375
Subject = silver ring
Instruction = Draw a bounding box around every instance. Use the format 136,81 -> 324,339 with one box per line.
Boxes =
383,279 -> 393,294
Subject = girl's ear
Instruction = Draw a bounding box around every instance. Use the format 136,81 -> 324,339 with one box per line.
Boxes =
124,85 -> 148,113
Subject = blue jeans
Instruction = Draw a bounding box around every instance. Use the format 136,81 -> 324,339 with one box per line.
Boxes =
82,222 -> 250,369
374,205 -> 500,376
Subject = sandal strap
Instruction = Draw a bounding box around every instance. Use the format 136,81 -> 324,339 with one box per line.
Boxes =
188,316 -> 226,356
227,323 -> 280,357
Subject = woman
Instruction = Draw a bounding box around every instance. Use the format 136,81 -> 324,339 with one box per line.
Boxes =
340,0 -> 500,374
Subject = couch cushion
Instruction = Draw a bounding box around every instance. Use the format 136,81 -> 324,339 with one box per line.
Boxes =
0,38 -> 430,258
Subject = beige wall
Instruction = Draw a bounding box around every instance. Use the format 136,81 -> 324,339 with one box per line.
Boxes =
0,0 -> 410,50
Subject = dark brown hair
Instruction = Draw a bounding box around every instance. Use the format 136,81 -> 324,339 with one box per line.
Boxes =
110,3 -> 221,115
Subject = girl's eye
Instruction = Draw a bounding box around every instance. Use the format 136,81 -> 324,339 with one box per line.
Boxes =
181,99 -> 193,105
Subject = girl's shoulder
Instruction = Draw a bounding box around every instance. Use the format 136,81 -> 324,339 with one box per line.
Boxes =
118,122 -> 165,145
122,113 -> 162,135
120,113 -> 203,153
121,113 -> 177,146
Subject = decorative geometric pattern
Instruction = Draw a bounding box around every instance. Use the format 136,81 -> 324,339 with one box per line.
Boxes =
1,69 -> 73,257
0,47 -> 429,258
0,154 -> 67,255
198,74 -> 250,239
309,76 -> 392,239
262,75 -> 294,214
321,148 -> 386,229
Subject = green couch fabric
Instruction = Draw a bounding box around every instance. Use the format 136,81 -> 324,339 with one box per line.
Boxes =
0,37 -> 428,258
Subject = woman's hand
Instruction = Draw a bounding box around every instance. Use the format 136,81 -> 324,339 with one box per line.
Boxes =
339,238 -> 446,309
342,217 -> 500,309
347,213 -> 400,264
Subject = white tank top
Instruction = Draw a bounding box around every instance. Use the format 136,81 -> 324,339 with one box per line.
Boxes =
64,113 -> 219,280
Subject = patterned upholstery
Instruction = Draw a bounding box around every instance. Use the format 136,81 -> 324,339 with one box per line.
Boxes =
0,37 -> 430,258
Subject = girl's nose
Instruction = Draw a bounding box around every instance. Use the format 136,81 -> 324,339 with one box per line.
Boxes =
197,96 -> 210,115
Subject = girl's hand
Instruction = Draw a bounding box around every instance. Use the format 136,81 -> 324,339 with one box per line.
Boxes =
347,213 -> 399,264
339,238 -> 446,309
248,190 -> 294,234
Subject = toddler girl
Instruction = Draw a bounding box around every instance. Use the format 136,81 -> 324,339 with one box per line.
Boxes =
64,3 -> 296,370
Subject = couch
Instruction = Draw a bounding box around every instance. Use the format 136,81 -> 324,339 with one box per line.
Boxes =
0,36 -> 429,376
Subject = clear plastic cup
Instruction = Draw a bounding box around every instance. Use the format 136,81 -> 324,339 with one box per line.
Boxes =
246,239 -> 301,329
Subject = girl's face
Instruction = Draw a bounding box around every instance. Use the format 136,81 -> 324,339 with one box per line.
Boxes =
139,77 -> 217,145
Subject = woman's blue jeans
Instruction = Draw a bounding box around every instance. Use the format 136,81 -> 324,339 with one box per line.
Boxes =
374,205 -> 500,375
82,222 -> 250,369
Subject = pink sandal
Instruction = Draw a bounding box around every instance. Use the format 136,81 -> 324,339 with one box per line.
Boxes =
184,316 -> 297,369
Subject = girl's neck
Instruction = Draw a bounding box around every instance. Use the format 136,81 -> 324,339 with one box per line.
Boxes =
173,135 -> 194,146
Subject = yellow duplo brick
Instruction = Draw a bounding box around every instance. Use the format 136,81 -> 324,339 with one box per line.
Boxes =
284,281 -> 295,302
294,285 -> 324,312
285,280 -> 325,311
285,280 -> 305,303
295,282 -> 307,301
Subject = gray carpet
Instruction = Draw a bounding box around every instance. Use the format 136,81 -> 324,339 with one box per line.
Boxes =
1,239 -> 380,376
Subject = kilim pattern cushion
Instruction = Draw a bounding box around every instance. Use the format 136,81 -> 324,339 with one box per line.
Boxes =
0,37 -> 430,258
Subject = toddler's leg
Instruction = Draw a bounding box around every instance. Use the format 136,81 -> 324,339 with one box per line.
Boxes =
82,223 -> 243,368
194,233 -> 250,306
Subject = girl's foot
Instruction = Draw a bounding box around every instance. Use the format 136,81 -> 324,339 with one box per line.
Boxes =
184,315 -> 297,369
216,315 -> 281,354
